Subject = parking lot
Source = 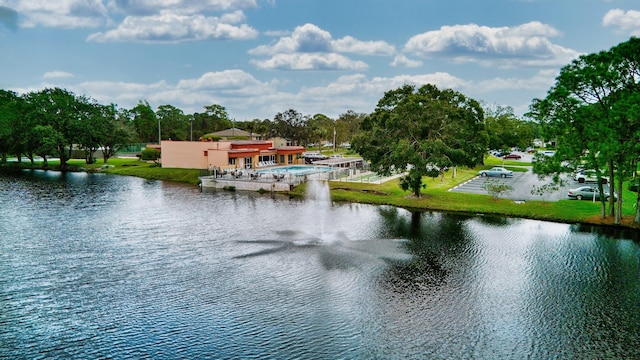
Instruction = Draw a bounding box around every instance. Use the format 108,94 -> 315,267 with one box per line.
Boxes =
449,167 -> 579,202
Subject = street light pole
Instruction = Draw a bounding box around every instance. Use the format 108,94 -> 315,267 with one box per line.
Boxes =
190,118 -> 193,141
157,119 -> 161,144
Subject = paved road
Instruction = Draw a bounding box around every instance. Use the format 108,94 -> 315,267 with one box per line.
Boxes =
449,167 -> 576,202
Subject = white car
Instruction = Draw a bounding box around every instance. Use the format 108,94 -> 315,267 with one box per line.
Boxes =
575,170 -> 608,184
478,167 -> 513,178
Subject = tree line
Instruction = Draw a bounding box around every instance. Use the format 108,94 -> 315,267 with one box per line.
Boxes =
0,88 -> 368,169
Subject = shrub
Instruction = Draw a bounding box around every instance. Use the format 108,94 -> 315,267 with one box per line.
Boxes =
481,179 -> 514,200
140,148 -> 160,162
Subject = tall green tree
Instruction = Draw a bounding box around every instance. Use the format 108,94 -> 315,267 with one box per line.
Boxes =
528,37 -> 640,224
0,90 -> 19,163
130,101 -> 157,143
156,104 -> 188,141
272,109 -> 308,145
194,104 -> 233,138
22,88 -> 87,169
352,84 -> 487,197
335,110 -> 365,147
95,104 -> 136,163
307,113 -> 334,151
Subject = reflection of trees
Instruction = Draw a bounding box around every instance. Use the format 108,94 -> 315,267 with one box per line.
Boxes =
475,214 -> 514,227
570,223 -> 640,242
376,209 -> 474,295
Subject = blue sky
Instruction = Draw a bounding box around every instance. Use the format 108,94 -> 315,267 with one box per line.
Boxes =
1,0 -> 639,121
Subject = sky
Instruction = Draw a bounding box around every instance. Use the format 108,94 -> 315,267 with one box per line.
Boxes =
1,0 -> 639,121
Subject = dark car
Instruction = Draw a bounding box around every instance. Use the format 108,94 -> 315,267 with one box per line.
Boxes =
567,186 -> 614,201
503,153 -> 522,160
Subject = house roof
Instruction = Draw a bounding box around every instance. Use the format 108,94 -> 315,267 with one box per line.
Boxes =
211,128 -> 251,137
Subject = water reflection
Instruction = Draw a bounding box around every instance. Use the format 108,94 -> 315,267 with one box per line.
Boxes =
1,170 -> 638,359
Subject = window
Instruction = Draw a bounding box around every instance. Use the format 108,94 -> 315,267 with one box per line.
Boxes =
228,158 -> 236,166
203,151 -> 208,156
288,154 -> 293,164
280,155 -> 285,164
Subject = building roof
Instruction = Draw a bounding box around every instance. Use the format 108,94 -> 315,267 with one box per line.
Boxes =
312,157 -> 364,167
211,128 -> 251,137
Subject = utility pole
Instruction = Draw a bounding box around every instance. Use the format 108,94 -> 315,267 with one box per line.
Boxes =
190,117 -> 193,141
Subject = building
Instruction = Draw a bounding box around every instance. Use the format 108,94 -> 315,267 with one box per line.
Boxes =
159,139 -> 306,170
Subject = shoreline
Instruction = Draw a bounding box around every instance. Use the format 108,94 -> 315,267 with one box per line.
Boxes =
2,161 -> 639,232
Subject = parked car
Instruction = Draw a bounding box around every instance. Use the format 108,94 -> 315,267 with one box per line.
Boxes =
478,167 -> 513,178
567,186 -> 614,201
503,153 -> 522,160
303,152 -> 328,164
490,150 -> 507,157
574,170 -> 608,184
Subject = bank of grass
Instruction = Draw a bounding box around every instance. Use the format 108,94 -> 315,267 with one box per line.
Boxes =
322,167 -> 639,229
4,157 -> 638,229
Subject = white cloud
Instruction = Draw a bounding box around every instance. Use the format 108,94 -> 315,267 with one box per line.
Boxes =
475,69 -> 558,92
249,23 -> 332,55
249,23 -> 394,71
26,67 -> 555,121
404,21 -> 579,68
59,69 -> 274,115
251,23 -> 395,56
176,70 -> 271,96
603,9 -> 640,36
390,54 -> 423,68
106,0 -> 258,16
87,12 -> 258,43
4,0 -> 108,28
332,36 -> 395,55
43,71 -> 74,79
251,53 -> 368,71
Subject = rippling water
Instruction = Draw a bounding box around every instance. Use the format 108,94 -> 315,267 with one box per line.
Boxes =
1,170 -> 639,359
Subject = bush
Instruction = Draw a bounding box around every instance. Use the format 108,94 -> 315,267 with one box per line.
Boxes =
629,182 -> 639,192
481,179 -> 514,200
140,148 -> 160,162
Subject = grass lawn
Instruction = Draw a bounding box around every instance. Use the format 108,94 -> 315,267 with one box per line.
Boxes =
4,156 -> 638,229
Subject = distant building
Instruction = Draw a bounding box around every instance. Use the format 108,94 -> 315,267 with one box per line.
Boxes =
159,138 -> 305,170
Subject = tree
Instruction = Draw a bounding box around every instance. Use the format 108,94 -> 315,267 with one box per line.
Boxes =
484,105 -> 536,152
352,84 -> 487,197
76,98 -> 103,164
156,104 -> 188,141
307,113 -> 334,151
95,104 -> 136,163
272,109 -> 308,145
336,110 -> 366,146
192,104 -> 232,139
22,88 -> 87,170
528,37 -> 640,224
130,101 -> 157,143
0,90 -> 19,163
29,124 -> 63,167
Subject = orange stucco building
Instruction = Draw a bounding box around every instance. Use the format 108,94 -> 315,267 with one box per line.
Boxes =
159,139 -> 306,170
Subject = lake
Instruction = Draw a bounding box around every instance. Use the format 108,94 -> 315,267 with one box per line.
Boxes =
1,170 -> 638,359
